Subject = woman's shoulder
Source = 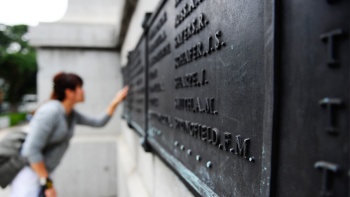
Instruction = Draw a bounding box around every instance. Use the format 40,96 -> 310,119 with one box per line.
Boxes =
35,100 -> 64,116
29,100 -> 64,126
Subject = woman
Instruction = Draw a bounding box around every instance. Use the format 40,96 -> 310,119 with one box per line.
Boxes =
10,72 -> 128,197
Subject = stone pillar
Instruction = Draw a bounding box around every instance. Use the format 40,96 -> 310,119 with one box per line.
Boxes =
30,0 -> 125,134
29,0 -> 125,196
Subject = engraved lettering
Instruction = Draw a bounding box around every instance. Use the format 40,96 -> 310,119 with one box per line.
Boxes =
174,97 -> 218,114
149,98 -> 159,107
205,98 -> 218,114
224,132 -> 232,151
319,98 -> 343,135
129,66 -> 144,80
215,31 -> 222,50
235,135 -> 250,158
135,87 -> 145,94
196,97 -> 204,112
135,108 -> 142,113
126,50 -> 142,75
149,110 -> 172,127
175,31 -> 226,69
314,161 -> 339,197
149,83 -> 165,93
135,78 -> 142,85
201,69 -> 208,85
175,42 -> 203,69
201,126 -> 207,141
151,43 -> 171,66
135,98 -> 143,104
211,128 -> 220,145
175,0 -> 205,28
198,13 -> 206,30
149,12 -> 167,40
174,71 -> 204,89
173,117 -> 252,160
208,36 -> 213,54
320,29 -> 345,67
175,13 -> 209,48
149,69 -> 158,80
149,31 -> 167,54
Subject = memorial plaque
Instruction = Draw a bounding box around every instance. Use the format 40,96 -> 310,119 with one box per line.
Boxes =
146,0 -> 273,196
122,0 -> 349,196
122,36 -> 147,135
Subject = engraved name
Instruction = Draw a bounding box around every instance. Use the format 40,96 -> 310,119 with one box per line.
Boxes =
149,110 -> 172,127
150,43 -> 171,66
174,97 -> 217,114
135,98 -> 143,104
149,69 -> 158,81
149,31 -> 167,54
148,111 -> 252,160
135,78 -> 142,86
149,98 -> 159,107
127,49 -> 141,71
175,31 -> 226,69
135,86 -> 145,94
149,83 -> 165,93
174,117 -> 251,159
174,69 -> 208,89
129,66 -> 144,80
175,13 -> 209,48
149,12 -> 167,40
175,0 -> 205,28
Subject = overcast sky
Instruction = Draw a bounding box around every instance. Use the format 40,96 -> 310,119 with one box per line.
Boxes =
0,0 -> 67,26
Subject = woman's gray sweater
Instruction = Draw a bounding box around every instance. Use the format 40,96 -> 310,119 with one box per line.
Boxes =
21,100 -> 111,172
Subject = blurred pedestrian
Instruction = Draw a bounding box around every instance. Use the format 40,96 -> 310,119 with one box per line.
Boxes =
10,72 -> 128,197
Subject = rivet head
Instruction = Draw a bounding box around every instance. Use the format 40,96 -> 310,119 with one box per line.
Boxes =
206,161 -> 212,168
249,157 -> 255,162
196,155 -> 201,161
180,145 -> 185,150
174,141 -> 178,146
187,149 -> 192,155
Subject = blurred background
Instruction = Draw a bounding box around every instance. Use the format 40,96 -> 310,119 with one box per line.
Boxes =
0,0 -> 194,197
0,0 -> 67,129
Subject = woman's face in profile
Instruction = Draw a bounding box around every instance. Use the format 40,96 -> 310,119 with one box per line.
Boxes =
74,86 -> 85,103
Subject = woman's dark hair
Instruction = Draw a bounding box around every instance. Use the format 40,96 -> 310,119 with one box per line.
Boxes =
51,72 -> 83,101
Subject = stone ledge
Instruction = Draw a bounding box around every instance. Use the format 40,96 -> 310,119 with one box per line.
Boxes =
29,23 -> 118,48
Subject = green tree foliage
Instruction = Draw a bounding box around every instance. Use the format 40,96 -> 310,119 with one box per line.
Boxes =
0,24 -> 38,109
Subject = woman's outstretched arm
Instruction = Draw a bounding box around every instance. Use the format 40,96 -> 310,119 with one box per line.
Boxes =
75,86 -> 129,127
106,86 -> 129,116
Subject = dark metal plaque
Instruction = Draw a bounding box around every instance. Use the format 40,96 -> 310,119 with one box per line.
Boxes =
273,1 -> 349,196
122,36 -> 147,136
121,0 -> 349,196
146,0 -> 273,196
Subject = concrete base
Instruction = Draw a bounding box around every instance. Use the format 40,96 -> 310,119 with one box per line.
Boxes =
54,135 -> 118,197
